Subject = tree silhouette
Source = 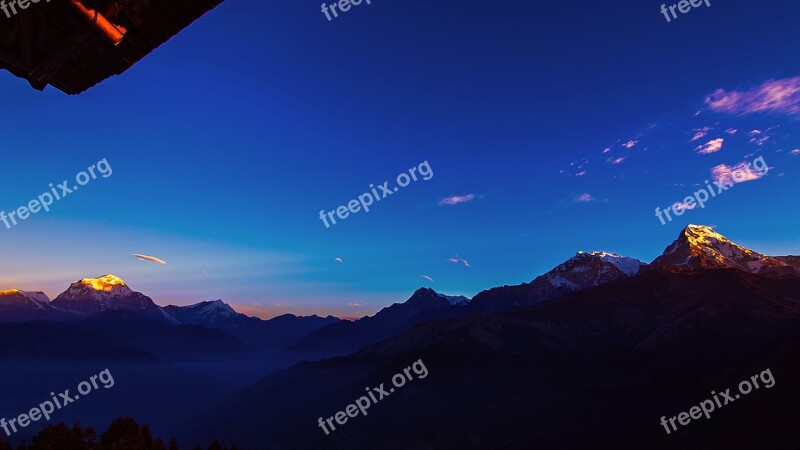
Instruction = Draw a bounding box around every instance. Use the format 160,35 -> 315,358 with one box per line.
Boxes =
152,437 -> 166,450
4,417 -> 234,450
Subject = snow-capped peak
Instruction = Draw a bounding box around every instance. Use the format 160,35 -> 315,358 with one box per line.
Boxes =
0,289 -> 51,308
78,274 -> 129,292
572,251 -> 644,276
62,274 -> 134,300
652,224 -> 796,275
193,299 -> 238,316
436,292 -> 470,306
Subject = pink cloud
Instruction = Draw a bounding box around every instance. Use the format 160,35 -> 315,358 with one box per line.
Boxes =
711,162 -> 767,186
690,127 -> 711,142
438,194 -> 476,206
696,138 -> 724,155
705,77 -> 800,115
622,140 -> 638,149
573,193 -> 595,203
602,147 -> 611,154
725,128 -> 738,135
790,149 -> 800,155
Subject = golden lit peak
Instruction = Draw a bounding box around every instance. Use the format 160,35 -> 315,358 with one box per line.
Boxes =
0,289 -> 21,296
78,274 -> 127,291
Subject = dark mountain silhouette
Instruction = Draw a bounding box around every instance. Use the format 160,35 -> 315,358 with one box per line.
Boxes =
286,288 -> 470,358
79,310 -> 247,361
0,320 -> 159,362
193,266 -> 800,449
164,300 -> 340,351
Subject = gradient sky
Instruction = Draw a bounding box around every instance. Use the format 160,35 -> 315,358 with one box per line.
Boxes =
1,0 -> 799,318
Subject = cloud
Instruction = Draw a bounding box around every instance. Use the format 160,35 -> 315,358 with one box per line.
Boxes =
573,193 -> 595,203
602,147 -> 611,154
791,149 -> 800,155
447,258 -> 471,268
131,254 -> 167,265
574,171 -> 587,176
690,127 -> 712,142
334,257 -> 343,263
438,194 -> 476,206
622,140 -> 638,149
750,136 -> 770,146
749,129 -> 762,137
711,162 -> 767,186
705,77 -> 800,116
696,138 -> 724,155
672,201 -> 698,212
420,275 -> 433,282
606,156 -> 626,165
725,128 -> 738,135
349,303 -> 362,307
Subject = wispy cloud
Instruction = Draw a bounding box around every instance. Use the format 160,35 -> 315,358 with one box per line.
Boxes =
622,140 -> 638,149
334,257 -> 343,263
447,258 -> 471,268
606,156 -> 626,165
438,194 -> 476,206
705,77 -> 800,116
690,126 -> 712,142
696,138 -> 724,155
725,128 -> 738,135
420,275 -> 433,282
791,149 -> 800,155
672,201 -> 698,212
131,254 -> 167,265
711,162 -> 767,185
573,193 -> 595,203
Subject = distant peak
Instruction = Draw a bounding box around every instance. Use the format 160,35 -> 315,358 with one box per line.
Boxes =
575,251 -> 626,258
412,287 -> 437,295
77,274 -> 127,292
0,289 -> 51,304
567,251 -> 643,276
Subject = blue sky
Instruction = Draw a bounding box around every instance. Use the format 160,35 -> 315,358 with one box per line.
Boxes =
1,0 -> 799,318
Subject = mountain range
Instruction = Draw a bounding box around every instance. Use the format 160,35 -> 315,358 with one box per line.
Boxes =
2,224 -> 798,358
2,224 -> 800,449
185,224 -> 800,449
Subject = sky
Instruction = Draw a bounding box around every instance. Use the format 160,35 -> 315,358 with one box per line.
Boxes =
1,0 -> 800,318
